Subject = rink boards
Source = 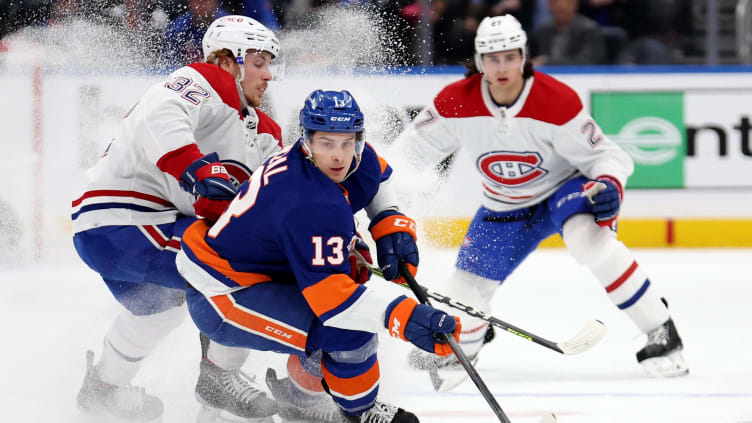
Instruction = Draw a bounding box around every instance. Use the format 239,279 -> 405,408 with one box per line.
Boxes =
2,63 -> 752,258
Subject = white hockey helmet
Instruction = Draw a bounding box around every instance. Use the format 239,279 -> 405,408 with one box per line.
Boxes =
474,15 -> 527,74
202,15 -> 280,63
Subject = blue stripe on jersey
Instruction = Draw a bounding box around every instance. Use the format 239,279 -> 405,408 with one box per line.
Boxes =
617,279 -> 651,310
318,285 -> 367,323
72,202 -> 176,220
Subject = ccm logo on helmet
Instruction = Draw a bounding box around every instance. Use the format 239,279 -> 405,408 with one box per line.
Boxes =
477,151 -> 548,187
330,117 -> 351,122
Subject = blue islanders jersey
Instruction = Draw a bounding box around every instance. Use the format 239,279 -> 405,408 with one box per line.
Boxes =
177,141 -> 403,334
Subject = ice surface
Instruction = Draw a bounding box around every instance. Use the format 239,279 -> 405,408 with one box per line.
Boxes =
2,248 -> 751,422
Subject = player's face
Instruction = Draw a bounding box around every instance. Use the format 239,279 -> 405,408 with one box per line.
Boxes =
482,50 -> 523,90
240,51 -> 273,108
310,131 -> 357,183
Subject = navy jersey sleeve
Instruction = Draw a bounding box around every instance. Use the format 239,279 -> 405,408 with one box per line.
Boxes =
343,142 -> 394,213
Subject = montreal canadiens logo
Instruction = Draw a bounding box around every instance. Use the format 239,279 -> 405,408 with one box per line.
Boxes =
220,160 -> 253,187
476,151 -> 548,187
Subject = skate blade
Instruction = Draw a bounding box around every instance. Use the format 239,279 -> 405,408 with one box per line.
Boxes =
641,350 -> 690,378
196,406 -> 274,423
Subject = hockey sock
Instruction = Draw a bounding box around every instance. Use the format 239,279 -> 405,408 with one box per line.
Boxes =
99,305 -> 186,385
442,269 -> 498,357
207,340 -> 249,371
563,214 -> 669,333
287,354 -> 327,397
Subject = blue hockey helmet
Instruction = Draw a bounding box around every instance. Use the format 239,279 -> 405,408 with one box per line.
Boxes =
299,90 -> 366,178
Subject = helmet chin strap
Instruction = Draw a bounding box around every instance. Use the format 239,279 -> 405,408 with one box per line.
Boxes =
236,79 -> 249,110
234,57 -> 249,110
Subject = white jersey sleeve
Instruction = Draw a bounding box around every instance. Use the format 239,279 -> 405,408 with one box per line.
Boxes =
394,103 -> 463,170
553,109 -> 634,187
123,67 -> 206,166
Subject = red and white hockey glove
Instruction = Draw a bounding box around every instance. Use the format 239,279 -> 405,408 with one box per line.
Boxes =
348,234 -> 373,284
368,210 -> 418,284
384,295 -> 461,357
583,175 -> 623,228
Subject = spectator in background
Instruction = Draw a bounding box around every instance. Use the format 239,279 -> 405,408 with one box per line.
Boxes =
579,0 -> 692,64
439,2 -> 488,65
529,0 -> 605,65
163,0 -> 229,66
223,0 -> 280,29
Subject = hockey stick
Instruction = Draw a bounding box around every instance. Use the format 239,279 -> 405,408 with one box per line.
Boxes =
398,261 -> 557,423
367,265 -> 606,356
397,261 -> 512,423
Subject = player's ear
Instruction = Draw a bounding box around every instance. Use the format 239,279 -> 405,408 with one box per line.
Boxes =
217,55 -> 237,74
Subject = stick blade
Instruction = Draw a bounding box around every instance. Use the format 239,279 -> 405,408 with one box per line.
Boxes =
539,412 -> 558,423
426,355 -> 479,392
557,319 -> 607,355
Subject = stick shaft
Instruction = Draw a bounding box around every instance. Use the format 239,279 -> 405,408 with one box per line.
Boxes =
398,261 -> 511,423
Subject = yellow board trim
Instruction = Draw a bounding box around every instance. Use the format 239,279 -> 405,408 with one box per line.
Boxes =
422,217 -> 752,248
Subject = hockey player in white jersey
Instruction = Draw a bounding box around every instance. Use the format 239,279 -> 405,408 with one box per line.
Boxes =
395,15 -> 688,380
72,16 -> 283,421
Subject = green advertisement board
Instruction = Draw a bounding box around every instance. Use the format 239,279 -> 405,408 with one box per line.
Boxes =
591,92 -> 685,188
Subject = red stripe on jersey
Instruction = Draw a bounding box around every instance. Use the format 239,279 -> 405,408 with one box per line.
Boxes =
156,143 -> 204,181
72,190 -> 175,208
322,358 -> 380,397
211,294 -> 307,351
605,260 -> 638,293
142,225 -> 168,248
188,63 -> 243,119
183,220 -> 272,287
256,108 -> 282,147
516,71 -> 583,125
482,182 -> 534,200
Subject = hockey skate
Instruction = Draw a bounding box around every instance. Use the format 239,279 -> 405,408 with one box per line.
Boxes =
636,318 -> 689,377
265,368 -> 343,422
341,401 -> 419,423
77,350 -> 163,422
195,358 -> 277,423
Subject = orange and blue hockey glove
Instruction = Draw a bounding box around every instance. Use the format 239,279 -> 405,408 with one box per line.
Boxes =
384,295 -> 461,356
368,210 -> 418,283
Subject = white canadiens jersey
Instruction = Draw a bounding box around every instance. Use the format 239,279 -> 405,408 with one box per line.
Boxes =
72,63 -> 282,233
398,71 -> 634,211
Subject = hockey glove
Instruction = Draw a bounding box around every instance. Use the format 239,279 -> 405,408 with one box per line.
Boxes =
368,210 -> 419,283
583,176 -> 623,228
180,153 -> 237,221
385,295 -> 461,356
348,234 -> 373,284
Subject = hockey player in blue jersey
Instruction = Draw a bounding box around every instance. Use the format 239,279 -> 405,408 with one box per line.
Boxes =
177,89 -> 462,423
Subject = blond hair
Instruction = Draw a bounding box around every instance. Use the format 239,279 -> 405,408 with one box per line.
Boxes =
205,48 -> 235,65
